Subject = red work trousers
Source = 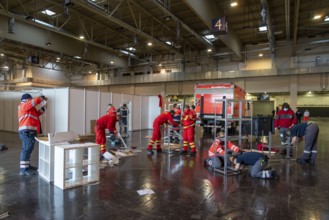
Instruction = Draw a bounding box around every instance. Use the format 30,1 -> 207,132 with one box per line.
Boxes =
183,126 -> 195,144
94,125 -> 106,153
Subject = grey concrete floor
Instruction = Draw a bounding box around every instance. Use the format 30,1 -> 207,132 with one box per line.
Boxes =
0,118 -> 328,219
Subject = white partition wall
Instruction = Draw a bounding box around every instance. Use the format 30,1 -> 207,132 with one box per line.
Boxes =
85,90 -> 100,134
148,96 -> 161,129
111,93 -> 122,109
5,92 -> 15,132
0,89 -> 157,135
100,92 -> 111,116
132,95 -> 142,130
42,89 -> 56,134
68,88 -> 85,135
43,88 -> 69,134
0,92 -> 4,130
141,96 -> 149,129
0,91 -> 40,133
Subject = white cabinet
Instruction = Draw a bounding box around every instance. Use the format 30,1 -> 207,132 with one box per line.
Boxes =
38,140 -> 53,182
54,143 -> 99,190
36,131 -> 78,182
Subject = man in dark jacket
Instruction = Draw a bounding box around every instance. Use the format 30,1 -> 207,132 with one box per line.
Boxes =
232,152 -> 279,179
295,108 -> 302,124
291,122 -> 319,165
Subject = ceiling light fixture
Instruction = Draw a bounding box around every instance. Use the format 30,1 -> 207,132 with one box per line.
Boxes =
230,1 -> 238,7
259,25 -> 267,32
259,53 -> 263,57
147,42 -> 153,46
324,16 -> 329,22
313,15 -> 321,20
42,10 -> 56,16
165,41 -> 172,46
79,35 -> 85,40
204,34 -> 215,40
207,48 -> 212,53
126,47 -> 136,52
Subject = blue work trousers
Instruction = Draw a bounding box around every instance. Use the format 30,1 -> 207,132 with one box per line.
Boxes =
19,131 -> 36,171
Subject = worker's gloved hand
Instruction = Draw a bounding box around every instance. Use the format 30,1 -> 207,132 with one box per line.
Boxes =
40,95 -> 48,101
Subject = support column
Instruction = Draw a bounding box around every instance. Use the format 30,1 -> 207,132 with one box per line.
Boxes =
289,75 -> 298,111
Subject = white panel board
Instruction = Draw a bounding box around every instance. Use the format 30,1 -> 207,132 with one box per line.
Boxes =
132,95 -> 141,130
100,92 -> 112,116
85,90 -> 99,134
148,96 -> 161,129
4,92 -> 14,132
69,88 -> 84,135
54,88 -> 69,132
0,93 -> 4,130
42,89 -> 56,134
6,92 -> 22,132
12,93 -> 21,132
141,96 -> 149,129
112,93 -> 122,109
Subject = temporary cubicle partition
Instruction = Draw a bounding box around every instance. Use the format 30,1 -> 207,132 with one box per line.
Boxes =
0,88 -> 160,135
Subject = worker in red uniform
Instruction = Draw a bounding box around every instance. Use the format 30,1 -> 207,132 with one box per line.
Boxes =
107,103 -> 116,115
180,105 -> 197,156
147,110 -> 178,155
170,103 -> 181,143
190,105 -> 197,121
208,137 -> 241,157
94,110 -> 118,156
18,93 -> 48,176
205,132 -> 242,168
274,102 -> 297,157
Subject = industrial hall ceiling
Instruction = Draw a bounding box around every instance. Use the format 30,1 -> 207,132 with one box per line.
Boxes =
0,0 -> 329,77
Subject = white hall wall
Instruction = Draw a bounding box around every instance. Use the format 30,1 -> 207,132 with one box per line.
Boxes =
0,88 -> 160,135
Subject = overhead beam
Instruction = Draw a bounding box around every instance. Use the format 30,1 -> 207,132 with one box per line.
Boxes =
285,0 -> 290,40
261,0 -> 276,66
150,0 -> 213,48
292,0 -> 300,56
0,13 -> 128,68
74,0 -> 181,55
182,0 -> 242,59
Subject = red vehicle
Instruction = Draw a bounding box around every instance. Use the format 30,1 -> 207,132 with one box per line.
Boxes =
194,83 -> 246,133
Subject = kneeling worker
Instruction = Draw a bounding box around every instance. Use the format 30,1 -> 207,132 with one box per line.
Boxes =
231,152 -> 279,180
205,132 -> 243,169
290,122 -> 319,165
